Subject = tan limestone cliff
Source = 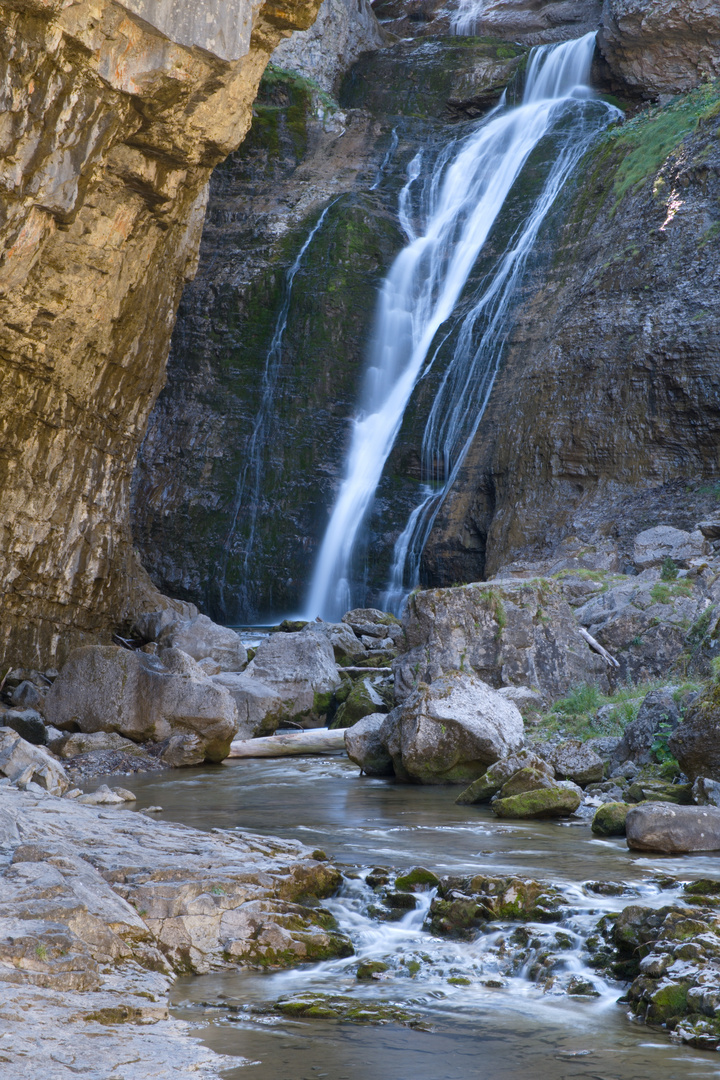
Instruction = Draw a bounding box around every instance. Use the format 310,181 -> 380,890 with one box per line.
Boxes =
0,0 -> 322,668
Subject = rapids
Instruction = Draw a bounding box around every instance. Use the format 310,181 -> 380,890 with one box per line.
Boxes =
89,757 -> 720,1080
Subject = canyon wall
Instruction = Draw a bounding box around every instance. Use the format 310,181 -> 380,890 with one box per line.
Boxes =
0,0 -> 322,667
426,79 -> 720,582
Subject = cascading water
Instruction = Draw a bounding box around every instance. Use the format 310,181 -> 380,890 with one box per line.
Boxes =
304,32 -> 620,621
217,202 -> 335,616
451,0 -> 487,35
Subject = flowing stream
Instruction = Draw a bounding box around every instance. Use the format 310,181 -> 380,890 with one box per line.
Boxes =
304,33 -> 619,621
93,758 -> 720,1080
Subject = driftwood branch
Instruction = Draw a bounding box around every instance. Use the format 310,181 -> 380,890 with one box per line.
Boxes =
578,626 -> 620,668
339,666 -> 391,675
228,728 -> 346,759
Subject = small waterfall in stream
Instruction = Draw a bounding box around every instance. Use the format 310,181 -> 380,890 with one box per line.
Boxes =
304,32 -> 620,621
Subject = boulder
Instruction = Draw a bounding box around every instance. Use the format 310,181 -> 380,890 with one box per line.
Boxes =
632,526 -> 707,571
455,750 -> 553,804
243,630 -> 341,725
394,581 -> 607,703
383,671 -> 524,785
158,733 -> 206,768
9,680 -> 43,710
330,675 -> 392,729
59,731 -> 137,759
0,728 -> 68,795
76,784 -> 126,806
497,685 -> 544,718
550,738 -> 604,786
491,783 -> 581,819
591,801 -> 630,836
610,687 -> 680,767
211,672 -> 286,739
306,620 -> 366,664
344,712 -> 394,777
134,610 -> 247,671
692,776 -> 720,808
44,646 -> 238,763
669,684 -> 720,782
341,608 -> 404,647
498,766 -> 555,798
1,708 -> 46,745
626,803 -> 720,853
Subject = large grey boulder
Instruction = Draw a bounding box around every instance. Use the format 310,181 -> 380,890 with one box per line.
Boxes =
58,731 -> 137,759
306,620 -> 366,664
669,685 -> 720,782
383,671 -> 524,785
344,712 -> 394,777
632,526 -> 707,571
394,581 -> 607,704
44,646 -> 238,763
0,728 -> 68,795
243,630 -> 341,725
626,803 -> 720,853
611,688 -> 680,767
550,739 -> 604,786
138,611 -> 248,672
211,673 -> 285,739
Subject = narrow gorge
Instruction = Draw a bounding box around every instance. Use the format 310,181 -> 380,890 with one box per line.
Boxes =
3,1 -> 720,1079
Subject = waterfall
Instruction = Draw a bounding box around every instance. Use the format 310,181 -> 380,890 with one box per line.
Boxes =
217,202 -> 335,617
451,0 -> 487,35
304,32 -> 620,622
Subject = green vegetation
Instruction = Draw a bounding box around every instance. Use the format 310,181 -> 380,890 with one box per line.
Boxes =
537,681 -> 665,741
661,557 -> 679,581
607,81 -> 720,206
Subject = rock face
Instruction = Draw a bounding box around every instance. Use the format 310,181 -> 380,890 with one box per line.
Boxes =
383,671 -> 524,784
425,81 -> 720,589
611,687 -> 680,766
0,782 -> 346,1077
626,803 -> 720,852
669,684 -> 720,782
272,0 -> 386,92
0,0 -> 323,670
44,646 -> 238,762
632,526 -> 707,570
394,581 -> 608,702
599,0 -> 720,97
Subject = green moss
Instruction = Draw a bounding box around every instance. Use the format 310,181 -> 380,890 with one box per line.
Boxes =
607,81 -> 720,207
395,867 -> 440,892
591,802 -> 630,836
647,981 -> 690,1022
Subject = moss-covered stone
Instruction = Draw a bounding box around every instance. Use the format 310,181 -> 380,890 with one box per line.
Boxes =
492,786 -> 580,819
591,801 -> 630,836
330,676 -> 391,729
394,867 -> 440,892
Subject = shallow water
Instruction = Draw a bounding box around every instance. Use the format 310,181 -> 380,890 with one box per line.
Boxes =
92,757 -> 720,1078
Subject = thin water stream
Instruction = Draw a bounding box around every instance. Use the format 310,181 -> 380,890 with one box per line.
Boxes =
90,758 -> 720,1079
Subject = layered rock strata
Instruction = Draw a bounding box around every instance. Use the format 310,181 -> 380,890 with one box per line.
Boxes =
0,0 -> 322,669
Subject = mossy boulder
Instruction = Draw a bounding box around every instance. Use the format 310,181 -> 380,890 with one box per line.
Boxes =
394,867 -> 440,892
330,675 -> 392,729
455,750 -> 553,804
491,785 -> 581,819
591,801 -> 630,836
426,873 -> 565,936
499,765 -> 555,799
356,960 -> 389,980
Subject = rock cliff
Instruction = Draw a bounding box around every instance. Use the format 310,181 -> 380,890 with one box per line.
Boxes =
0,0 -> 322,668
426,80 -> 720,583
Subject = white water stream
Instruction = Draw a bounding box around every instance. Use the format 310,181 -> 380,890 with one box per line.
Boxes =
304,33 -> 619,621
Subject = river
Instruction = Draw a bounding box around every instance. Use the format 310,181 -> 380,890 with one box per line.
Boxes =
89,756 -> 720,1079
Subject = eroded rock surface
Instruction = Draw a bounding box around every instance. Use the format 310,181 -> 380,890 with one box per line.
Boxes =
0,0 -> 323,670
0,782 -> 346,1076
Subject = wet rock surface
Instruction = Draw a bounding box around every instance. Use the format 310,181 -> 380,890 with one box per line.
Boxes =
0,782 -> 346,1077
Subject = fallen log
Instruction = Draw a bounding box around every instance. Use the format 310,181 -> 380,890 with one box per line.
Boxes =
227,728 -> 347,759
578,626 -> 620,668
